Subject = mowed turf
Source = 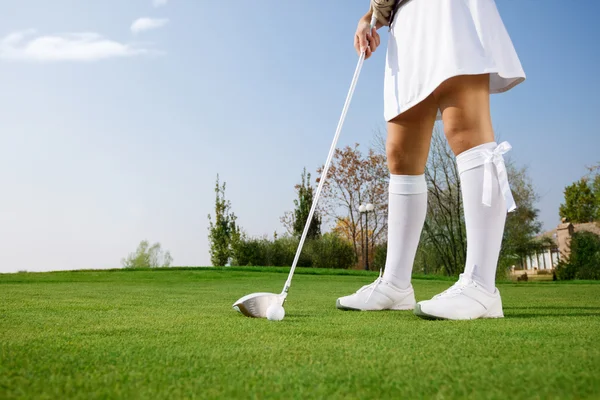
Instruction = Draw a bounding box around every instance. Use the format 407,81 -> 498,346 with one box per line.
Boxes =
1,268 -> 599,399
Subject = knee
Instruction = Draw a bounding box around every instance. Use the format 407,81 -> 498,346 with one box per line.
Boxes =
443,124 -> 488,156
443,114 -> 496,156
444,124 -> 471,155
386,145 -> 423,175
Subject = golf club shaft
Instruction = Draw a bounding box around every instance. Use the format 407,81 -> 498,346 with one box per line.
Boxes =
282,15 -> 377,295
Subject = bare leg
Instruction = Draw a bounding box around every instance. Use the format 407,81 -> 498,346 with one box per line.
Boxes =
436,74 -> 508,293
335,93 -> 440,310
433,74 -> 494,156
382,95 -> 438,289
387,93 -> 439,174
414,74 -> 512,320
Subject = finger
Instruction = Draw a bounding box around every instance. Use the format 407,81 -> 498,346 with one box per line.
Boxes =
359,33 -> 368,53
369,28 -> 379,50
366,38 -> 377,55
365,47 -> 372,60
365,37 -> 374,54
372,28 -> 381,48
354,35 -> 360,55
372,36 -> 379,52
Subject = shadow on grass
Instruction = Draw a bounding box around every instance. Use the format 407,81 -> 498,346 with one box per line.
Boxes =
506,312 -> 600,318
504,305 -> 600,318
505,306 -> 600,311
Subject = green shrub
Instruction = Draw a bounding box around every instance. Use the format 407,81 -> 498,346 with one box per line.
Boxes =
570,231 -> 600,280
496,254 -> 520,281
555,260 -> 577,280
307,233 -> 356,269
230,233 -> 354,268
231,236 -> 269,266
372,243 -> 387,271
231,234 -> 307,267
555,231 -> 600,280
286,237 -> 312,268
266,236 -> 299,267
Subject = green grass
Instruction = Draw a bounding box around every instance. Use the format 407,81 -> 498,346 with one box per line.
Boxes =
1,268 -> 599,399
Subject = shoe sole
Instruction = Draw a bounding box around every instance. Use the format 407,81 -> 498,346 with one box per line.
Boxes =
336,299 -> 415,311
413,304 -> 505,320
336,299 -> 362,311
413,303 -> 446,320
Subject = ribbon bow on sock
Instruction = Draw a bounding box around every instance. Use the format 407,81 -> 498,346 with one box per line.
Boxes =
481,141 -> 516,212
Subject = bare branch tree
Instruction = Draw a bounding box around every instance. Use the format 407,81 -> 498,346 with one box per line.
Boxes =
317,144 -> 389,267
279,211 -> 295,236
420,127 -> 466,275
417,125 -> 546,277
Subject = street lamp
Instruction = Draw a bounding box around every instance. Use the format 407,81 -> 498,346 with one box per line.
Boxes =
359,203 -> 375,270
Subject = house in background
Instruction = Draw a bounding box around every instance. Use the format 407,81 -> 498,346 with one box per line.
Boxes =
519,219 -> 600,271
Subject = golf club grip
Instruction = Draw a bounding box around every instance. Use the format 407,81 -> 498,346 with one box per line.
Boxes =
282,28 -> 374,294
370,13 -> 378,30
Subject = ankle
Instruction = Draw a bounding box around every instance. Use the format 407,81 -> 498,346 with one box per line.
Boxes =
382,273 -> 411,291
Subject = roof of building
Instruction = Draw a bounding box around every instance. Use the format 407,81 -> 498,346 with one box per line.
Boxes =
574,222 -> 600,236
538,221 -> 600,245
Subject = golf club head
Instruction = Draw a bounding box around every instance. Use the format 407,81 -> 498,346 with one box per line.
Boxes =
232,292 -> 285,318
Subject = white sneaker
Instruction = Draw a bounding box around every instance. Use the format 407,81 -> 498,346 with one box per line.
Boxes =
414,274 -> 504,320
336,271 -> 416,311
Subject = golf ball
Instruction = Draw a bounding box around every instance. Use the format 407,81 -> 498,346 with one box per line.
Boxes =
266,304 -> 285,321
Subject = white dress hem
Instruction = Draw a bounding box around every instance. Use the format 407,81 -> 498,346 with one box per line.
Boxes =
384,69 -> 525,122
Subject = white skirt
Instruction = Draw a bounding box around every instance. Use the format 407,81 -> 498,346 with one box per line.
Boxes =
383,0 -> 526,121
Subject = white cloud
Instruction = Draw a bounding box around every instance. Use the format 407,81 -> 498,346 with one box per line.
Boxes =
130,18 -> 169,34
153,0 -> 169,8
0,30 -> 151,62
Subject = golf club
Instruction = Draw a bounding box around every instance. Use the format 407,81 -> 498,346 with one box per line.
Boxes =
233,15 -> 378,319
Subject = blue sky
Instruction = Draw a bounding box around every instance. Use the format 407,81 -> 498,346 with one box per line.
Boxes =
1,1 -> 599,273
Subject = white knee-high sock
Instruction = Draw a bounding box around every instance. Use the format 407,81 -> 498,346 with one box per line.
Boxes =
382,174 -> 428,289
457,141 -> 516,293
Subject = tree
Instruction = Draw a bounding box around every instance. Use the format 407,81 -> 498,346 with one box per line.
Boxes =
280,168 -> 322,240
317,144 -> 389,267
280,211 -> 295,236
371,127 -> 469,275
555,231 -> 600,280
559,179 -> 597,223
421,130 -> 466,276
331,216 -> 356,243
122,240 -> 173,268
593,174 -> 600,221
307,232 -> 356,269
207,174 -> 239,266
588,164 -> 600,221
500,162 -> 549,272
586,162 -> 600,175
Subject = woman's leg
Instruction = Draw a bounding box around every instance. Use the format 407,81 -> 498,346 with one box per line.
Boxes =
414,74 -> 513,320
386,93 -> 439,175
435,74 -> 510,292
337,94 -> 438,311
434,74 -> 494,155
382,94 -> 438,289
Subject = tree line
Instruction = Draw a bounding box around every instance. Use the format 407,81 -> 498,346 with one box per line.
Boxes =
116,153 -> 598,274
208,126 -> 591,279
555,163 -> 600,280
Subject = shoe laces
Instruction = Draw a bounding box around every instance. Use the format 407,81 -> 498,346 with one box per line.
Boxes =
356,269 -> 384,303
434,274 -> 474,299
